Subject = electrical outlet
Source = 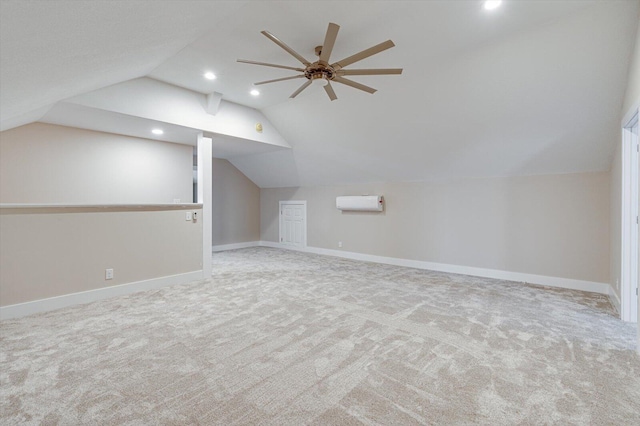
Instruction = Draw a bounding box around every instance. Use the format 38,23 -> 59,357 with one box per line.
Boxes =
338,241 -> 343,248
185,211 -> 192,221
105,268 -> 114,280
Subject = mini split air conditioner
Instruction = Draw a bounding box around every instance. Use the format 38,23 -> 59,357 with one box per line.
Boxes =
336,195 -> 384,212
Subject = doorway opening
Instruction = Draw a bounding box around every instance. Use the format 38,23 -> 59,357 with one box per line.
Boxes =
621,106 -> 639,323
279,201 -> 307,248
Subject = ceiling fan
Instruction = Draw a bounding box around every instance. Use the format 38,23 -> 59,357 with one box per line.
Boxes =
237,23 -> 402,101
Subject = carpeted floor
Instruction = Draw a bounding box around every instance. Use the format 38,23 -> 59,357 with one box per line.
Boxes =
1,247 -> 639,425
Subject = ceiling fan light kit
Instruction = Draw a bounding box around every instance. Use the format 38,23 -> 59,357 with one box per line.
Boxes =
311,76 -> 329,87
238,23 -> 402,101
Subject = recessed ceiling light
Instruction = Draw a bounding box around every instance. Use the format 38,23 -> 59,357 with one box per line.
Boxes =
484,0 -> 502,10
204,72 -> 216,80
250,89 -> 260,96
151,129 -> 164,135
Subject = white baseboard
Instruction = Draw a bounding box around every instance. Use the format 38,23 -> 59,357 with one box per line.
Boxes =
259,241 -> 610,295
0,270 -> 203,320
608,285 -> 622,316
212,241 -> 260,252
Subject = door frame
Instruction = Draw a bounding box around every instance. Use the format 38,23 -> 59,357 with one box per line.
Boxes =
279,200 -> 307,248
621,103 -> 639,323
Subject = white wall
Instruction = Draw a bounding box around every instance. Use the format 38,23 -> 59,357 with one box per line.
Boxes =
0,122 -> 193,204
262,172 -> 610,284
212,158 -> 260,246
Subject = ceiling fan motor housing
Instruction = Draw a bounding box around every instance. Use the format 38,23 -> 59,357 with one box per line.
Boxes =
305,63 -> 336,82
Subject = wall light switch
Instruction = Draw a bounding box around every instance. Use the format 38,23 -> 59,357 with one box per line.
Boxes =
105,268 -> 114,280
338,241 -> 343,248
185,212 -> 192,221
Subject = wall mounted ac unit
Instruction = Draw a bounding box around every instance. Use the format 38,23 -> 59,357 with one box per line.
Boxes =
336,195 -> 384,212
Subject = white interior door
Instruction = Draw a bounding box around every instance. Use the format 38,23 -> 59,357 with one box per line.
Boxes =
279,201 -> 306,247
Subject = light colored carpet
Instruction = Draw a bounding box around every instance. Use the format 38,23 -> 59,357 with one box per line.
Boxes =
1,247 -> 639,425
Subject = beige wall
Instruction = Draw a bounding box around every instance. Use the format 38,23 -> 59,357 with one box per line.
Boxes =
212,158 -> 260,246
0,123 -> 202,308
622,16 -> 640,117
610,141 -> 623,297
0,206 -> 202,306
0,123 -> 193,204
262,172 -> 610,283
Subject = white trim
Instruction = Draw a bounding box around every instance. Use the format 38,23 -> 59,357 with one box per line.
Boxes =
278,200 -> 307,248
622,99 -> 640,127
620,106 -> 639,322
0,270 -> 203,320
212,241 -> 260,252
197,134 -> 213,278
0,203 -> 202,210
609,285 -> 621,315
259,241 -> 610,295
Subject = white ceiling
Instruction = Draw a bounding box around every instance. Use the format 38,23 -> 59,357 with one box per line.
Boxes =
1,0 -> 639,188
39,102 -> 286,160
0,0 -> 244,122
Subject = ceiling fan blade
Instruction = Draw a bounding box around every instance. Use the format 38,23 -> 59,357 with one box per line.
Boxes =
254,75 -> 305,85
324,82 -> 337,101
337,68 -> 403,76
261,30 -> 311,66
332,40 -> 395,69
333,76 -> 377,94
318,23 -> 340,64
237,59 -> 305,72
290,80 -> 313,98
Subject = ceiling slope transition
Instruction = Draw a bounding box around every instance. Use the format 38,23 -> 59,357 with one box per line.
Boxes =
1,1 -> 639,188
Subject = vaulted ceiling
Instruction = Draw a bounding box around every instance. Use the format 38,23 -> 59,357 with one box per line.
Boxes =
1,0 -> 638,188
